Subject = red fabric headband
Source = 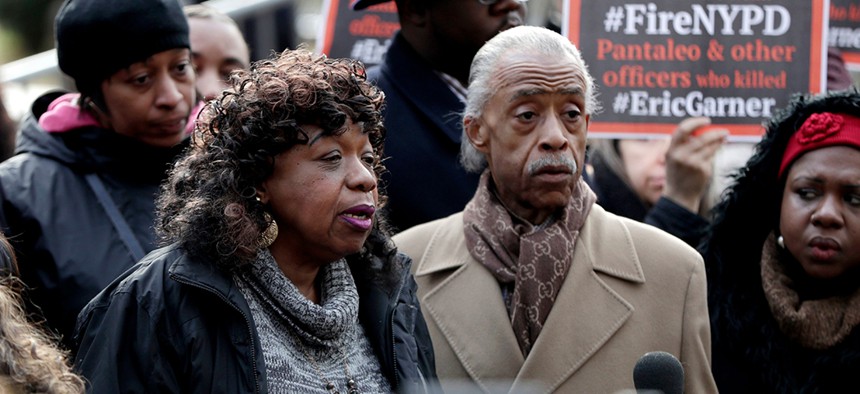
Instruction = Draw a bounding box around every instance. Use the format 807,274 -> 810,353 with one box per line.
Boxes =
779,112 -> 860,177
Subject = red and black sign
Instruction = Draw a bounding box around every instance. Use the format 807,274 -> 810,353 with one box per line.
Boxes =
565,0 -> 827,140
318,0 -> 400,69
829,0 -> 860,68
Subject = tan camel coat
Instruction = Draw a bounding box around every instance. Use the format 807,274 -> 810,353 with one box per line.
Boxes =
393,204 -> 717,394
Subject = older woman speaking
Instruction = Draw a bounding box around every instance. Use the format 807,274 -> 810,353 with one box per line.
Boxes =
74,48 -> 438,393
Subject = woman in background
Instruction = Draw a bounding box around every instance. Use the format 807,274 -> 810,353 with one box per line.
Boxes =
0,0 -> 194,349
701,89 -> 860,392
588,117 -> 727,247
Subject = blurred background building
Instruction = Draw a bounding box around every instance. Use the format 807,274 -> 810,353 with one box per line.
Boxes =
0,0 -> 324,122
4,0 -> 854,127
0,0 -> 559,124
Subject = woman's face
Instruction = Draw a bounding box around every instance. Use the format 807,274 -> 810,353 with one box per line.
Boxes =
617,138 -> 671,205
780,146 -> 860,280
260,121 -> 379,267
100,48 -> 195,148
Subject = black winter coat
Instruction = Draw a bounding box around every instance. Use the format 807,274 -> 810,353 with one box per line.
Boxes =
710,296 -> 860,393
73,244 -> 439,393
0,92 -> 186,348
707,241 -> 860,393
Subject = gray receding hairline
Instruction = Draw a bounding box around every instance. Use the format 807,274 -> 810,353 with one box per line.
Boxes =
459,25 -> 601,173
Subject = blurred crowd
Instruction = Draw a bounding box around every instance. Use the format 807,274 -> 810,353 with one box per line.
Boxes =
0,0 -> 858,393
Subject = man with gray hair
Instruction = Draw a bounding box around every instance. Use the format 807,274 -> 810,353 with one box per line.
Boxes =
394,26 -> 717,393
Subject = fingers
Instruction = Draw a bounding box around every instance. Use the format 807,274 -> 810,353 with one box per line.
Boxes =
669,117 -> 728,161
671,116 -> 711,143
689,128 -> 729,160
663,118 -> 730,213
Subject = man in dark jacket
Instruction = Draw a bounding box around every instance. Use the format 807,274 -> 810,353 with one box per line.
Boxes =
0,0 -> 194,349
351,0 -> 526,233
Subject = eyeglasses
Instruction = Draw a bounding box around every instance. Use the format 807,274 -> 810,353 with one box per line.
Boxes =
477,0 -> 528,6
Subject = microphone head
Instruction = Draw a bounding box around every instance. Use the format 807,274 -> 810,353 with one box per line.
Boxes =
633,351 -> 684,394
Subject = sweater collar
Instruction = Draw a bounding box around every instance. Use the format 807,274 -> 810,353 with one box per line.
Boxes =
237,249 -> 359,347
761,232 -> 860,350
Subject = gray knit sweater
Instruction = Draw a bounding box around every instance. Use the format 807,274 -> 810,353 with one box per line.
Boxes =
235,250 -> 391,393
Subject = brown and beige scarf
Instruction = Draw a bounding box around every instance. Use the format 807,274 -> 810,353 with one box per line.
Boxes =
463,171 -> 596,356
761,232 -> 860,350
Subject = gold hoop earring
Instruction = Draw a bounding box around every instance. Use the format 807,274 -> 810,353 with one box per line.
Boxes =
258,218 -> 278,248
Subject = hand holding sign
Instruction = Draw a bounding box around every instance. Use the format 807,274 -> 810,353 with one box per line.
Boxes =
664,117 -> 728,213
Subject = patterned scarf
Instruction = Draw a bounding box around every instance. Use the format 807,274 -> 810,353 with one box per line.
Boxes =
464,171 -> 596,356
761,232 -> 860,350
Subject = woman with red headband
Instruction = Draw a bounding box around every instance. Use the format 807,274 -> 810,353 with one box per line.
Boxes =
700,88 -> 860,392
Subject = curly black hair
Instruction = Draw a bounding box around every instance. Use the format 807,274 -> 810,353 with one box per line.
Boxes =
701,88 -> 860,355
155,48 -> 387,269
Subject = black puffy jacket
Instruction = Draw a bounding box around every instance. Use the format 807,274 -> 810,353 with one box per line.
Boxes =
0,92 -> 187,349
74,244 -> 439,393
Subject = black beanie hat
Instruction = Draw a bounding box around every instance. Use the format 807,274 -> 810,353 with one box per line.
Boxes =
55,0 -> 190,96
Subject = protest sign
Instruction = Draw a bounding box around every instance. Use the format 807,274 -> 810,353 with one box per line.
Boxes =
565,0 -> 828,140
317,0 -> 399,69
829,0 -> 860,69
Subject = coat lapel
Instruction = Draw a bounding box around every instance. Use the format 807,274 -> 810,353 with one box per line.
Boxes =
414,216 -> 524,391
513,205 -> 644,393
414,207 -> 646,393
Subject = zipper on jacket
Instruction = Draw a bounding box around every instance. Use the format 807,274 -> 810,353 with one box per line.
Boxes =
389,262 -> 432,394
390,313 -> 401,391
391,305 -> 432,394
170,274 -> 261,394
389,266 -> 408,392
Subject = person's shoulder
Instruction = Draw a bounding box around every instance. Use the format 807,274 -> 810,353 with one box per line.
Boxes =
0,152 -> 74,209
77,246 -> 198,332
394,212 -> 464,248
89,245 -> 184,303
392,212 -> 464,259
0,151 -> 60,175
621,214 -> 695,249
588,205 -> 702,268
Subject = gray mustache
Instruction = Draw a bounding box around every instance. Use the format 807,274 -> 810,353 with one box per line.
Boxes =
527,155 -> 577,176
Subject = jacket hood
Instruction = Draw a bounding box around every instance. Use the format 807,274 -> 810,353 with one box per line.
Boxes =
15,91 -> 80,164
15,91 -> 189,178
38,93 -> 101,133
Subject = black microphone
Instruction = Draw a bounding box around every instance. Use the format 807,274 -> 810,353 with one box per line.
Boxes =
633,351 -> 685,394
